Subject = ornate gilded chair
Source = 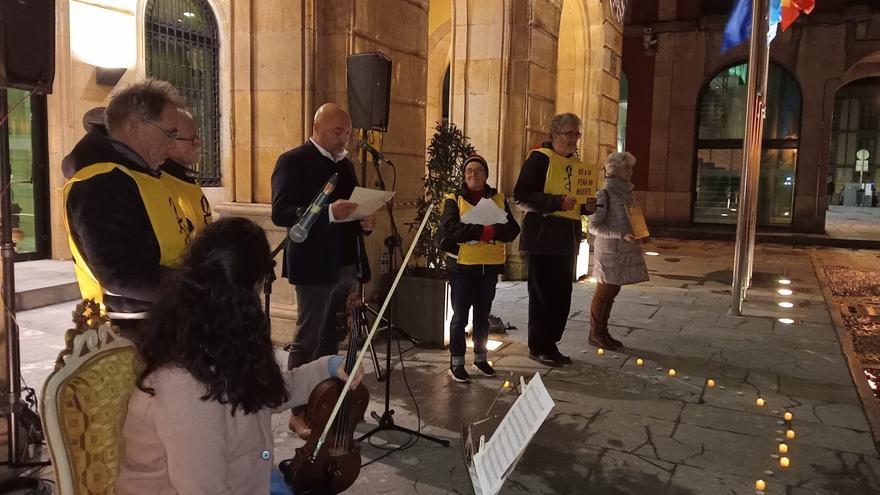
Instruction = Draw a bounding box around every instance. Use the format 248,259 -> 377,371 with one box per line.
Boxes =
40,301 -> 138,495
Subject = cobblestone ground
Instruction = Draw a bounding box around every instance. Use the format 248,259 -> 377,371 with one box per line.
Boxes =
17,241 -> 880,494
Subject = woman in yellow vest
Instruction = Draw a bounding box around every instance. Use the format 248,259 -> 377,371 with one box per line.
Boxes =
439,155 -> 520,383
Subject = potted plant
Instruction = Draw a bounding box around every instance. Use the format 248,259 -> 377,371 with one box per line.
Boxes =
395,122 -> 474,347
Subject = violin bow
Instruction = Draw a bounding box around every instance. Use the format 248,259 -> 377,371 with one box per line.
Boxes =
313,204 -> 434,456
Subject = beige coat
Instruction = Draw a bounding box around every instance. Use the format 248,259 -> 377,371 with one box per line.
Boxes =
115,355 -> 333,495
588,177 -> 649,286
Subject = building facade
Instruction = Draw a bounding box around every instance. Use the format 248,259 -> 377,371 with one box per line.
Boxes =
17,0 -> 623,338
621,0 -> 880,232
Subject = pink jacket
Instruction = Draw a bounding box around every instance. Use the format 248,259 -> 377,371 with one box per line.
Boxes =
116,356 -> 333,494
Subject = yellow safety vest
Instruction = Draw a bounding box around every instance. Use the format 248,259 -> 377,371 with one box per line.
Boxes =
160,172 -> 212,239
63,163 -> 189,306
445,193 -> 507,265
534,147 -> 599,221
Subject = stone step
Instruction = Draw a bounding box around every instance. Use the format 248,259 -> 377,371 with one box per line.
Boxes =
13,260 -> 79,311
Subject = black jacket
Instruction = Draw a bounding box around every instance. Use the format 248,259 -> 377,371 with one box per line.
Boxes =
438,185 -> 520,274
61,124 -> 109,180
271,141 -> 370,285
513,144 -> 592,256
64,128 -> 179,315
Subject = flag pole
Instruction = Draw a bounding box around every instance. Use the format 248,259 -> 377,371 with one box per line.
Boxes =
732,0 -> 771,315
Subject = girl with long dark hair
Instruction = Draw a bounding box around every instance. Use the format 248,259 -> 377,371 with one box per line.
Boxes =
116,217 -> 361,494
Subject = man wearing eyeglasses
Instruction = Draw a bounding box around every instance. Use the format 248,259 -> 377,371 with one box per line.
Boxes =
63,79 -> 190,334
161,108 -> 212,239
514,112 -> 599,367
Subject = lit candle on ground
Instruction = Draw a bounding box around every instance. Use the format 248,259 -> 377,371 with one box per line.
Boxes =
784,411 -> 793,421
636,358 -> 644,366
780,457 -> 790,468
597,348 -> 605,355
756,398 -> 766,407
755,480 -> 766,491
707,379 -> 716,387
778,443 -> 788,454
668,369 -> 676,377
786,429 -> 796,440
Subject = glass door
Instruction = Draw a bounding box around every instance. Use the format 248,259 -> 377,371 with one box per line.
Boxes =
3,89 -> 50,261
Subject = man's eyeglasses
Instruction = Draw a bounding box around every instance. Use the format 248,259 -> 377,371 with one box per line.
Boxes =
143,120 -> 179,141
560,130 -> 582,138
176,134 -> 203,146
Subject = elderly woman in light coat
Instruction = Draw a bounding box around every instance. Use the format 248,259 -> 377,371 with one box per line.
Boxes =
587,151 -> 649,350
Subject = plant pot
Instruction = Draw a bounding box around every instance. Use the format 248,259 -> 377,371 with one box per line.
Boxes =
393,274 -> 451,348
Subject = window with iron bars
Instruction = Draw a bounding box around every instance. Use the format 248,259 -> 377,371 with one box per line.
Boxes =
145,0 -> 221,187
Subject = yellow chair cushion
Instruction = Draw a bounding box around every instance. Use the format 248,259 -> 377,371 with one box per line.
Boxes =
57,347 -> 137,494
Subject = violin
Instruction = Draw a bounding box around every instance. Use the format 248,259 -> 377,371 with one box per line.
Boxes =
285,303 -> 370,494
280,205 -> 435,493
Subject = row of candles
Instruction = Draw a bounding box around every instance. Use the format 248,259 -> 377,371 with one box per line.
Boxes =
593,345 -> 799,492
755,403 -> 797,492
588,273 -> 801,492
594,275 -> 799,492
757,275 -> 799,492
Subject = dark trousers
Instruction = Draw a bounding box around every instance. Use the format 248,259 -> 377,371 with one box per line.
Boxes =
527,253 -> 575,355
448,270 -> 497,366
590,283 -> 621,334
287,265 -> 358,370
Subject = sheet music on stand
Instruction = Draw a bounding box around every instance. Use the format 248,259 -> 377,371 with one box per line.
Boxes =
463,373 -> 555,495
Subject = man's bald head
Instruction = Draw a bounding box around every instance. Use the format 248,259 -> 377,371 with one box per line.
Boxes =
312,103 -> 352,157
168,108 -> 202,167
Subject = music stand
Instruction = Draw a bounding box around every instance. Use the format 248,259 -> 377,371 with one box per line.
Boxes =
355,130 -> 449,448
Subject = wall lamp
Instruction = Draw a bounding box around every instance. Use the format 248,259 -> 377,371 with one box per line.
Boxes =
96,67 -> 127,86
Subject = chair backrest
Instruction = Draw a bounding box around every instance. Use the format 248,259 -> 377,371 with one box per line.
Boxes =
41,323 -> 137,495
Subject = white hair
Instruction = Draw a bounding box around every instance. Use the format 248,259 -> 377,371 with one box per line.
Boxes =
604,151 -> 636,177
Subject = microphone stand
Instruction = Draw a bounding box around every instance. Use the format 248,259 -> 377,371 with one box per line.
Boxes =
357,132 -> 448,448
358,131 -> 417,346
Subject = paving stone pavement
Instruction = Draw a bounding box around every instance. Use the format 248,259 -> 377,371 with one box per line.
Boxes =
18,240 -> 880,494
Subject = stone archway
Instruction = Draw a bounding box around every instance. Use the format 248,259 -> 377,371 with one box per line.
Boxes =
555,0 -> 612,167
448,0 -> 620,193
426,10 -> 452,150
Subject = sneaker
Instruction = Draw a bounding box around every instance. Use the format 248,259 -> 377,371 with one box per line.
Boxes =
448,365 -> 470,383
472,361 -> 496,377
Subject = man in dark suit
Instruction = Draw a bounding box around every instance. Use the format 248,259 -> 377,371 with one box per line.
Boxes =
271,103 -> 374,438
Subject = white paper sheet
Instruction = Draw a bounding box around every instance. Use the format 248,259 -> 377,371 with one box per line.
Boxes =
337,187 -> 396,222
469,373 -> 555,495
460,198 -> 508,226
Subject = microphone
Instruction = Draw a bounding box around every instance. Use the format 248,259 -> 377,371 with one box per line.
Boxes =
359,140 -> 393,165
289,173 -> 338,243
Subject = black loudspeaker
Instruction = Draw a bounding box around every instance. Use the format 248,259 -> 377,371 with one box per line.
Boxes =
346,52 -> 391,131
0,0 -> 55,94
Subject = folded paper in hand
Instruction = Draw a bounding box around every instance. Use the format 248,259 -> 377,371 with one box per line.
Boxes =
460,198 -> 508,226
625,202 -> 650,239
338,187 -> 396,222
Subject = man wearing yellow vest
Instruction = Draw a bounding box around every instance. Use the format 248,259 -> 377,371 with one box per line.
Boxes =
439,155 -> 520,382
63,79 -> 190,335
161,108 -> 213,239
514,113 -> 599,367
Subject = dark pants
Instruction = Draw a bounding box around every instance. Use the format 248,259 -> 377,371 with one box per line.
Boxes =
449,270 -> 497,366
527,253 -> 575,355
590,283 -> 621,334
287,265 -> 358,370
